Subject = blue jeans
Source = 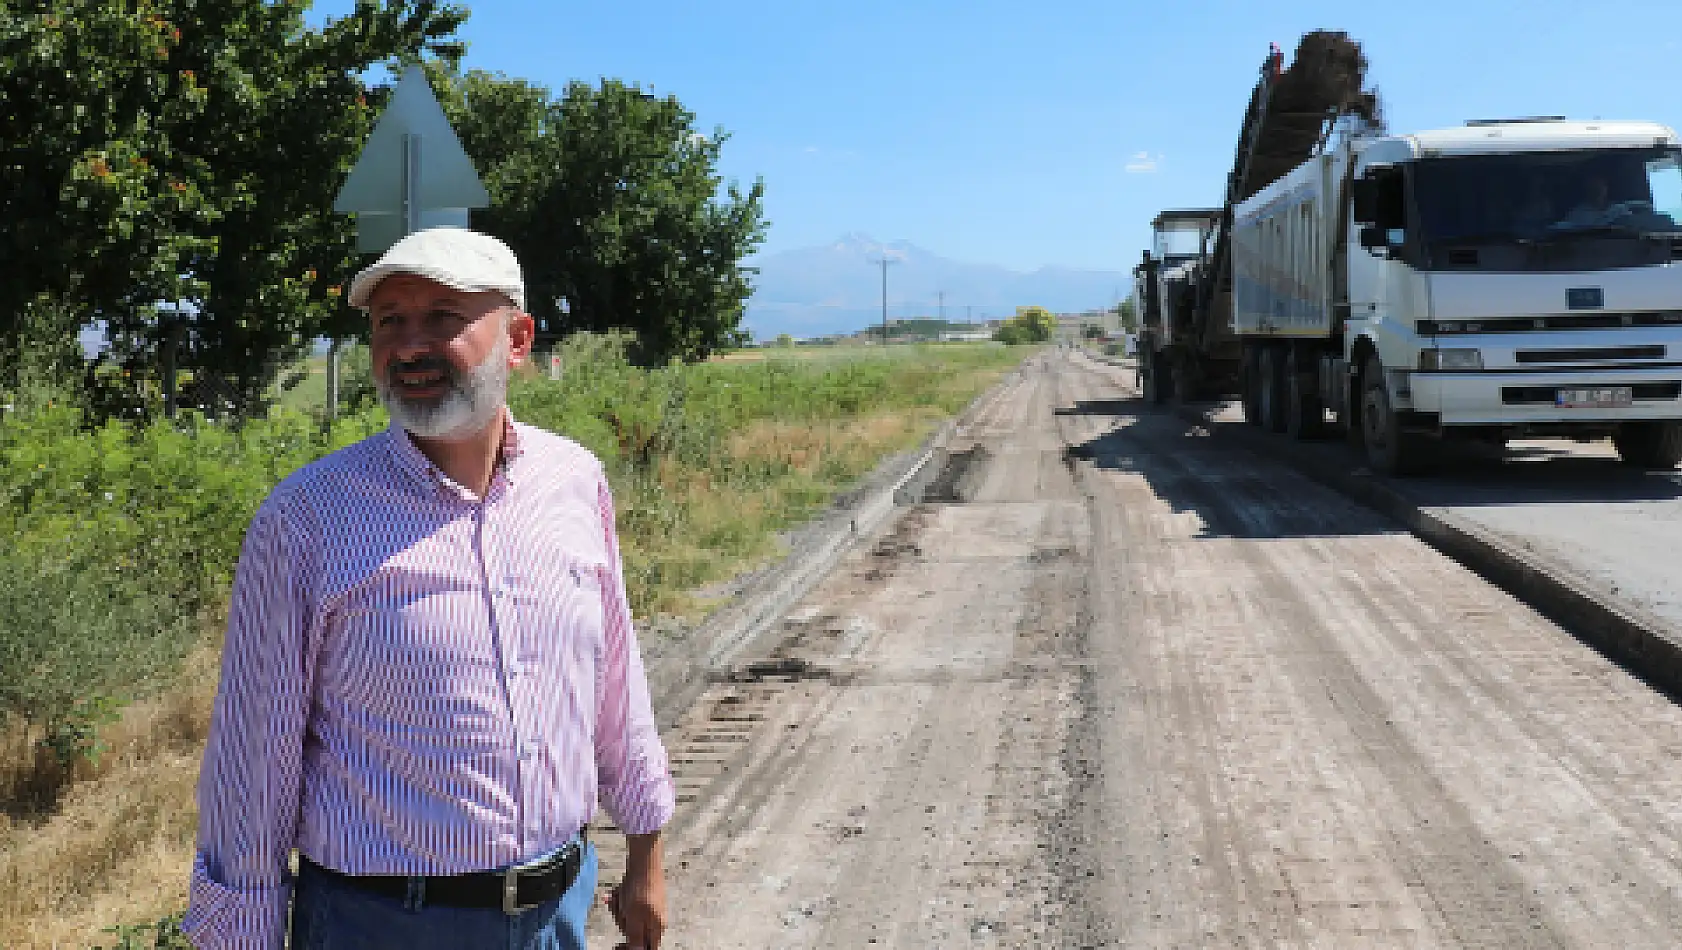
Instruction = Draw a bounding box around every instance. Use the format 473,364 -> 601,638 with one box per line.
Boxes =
288,842 -> 599,950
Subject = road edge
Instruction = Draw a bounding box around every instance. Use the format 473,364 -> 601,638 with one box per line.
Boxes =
1155,395 -> 1682,699
641,358 -> 1028,730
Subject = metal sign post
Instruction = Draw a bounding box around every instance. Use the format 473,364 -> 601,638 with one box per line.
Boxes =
328,66 -> 490,426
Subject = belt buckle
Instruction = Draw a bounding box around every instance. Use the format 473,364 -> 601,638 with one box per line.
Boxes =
502,865 -> 531,915
501,841 -> 574,915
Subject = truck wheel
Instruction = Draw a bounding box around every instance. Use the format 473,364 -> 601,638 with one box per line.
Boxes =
1241,347 -> 1263,426
1142,352 -> 1169,405
1170,357 -> 1198,406
1613,421 -> 1682,469
1284,348 -> 1324,440
1259,347 -> 1287,432
1361,356 -> 1431,476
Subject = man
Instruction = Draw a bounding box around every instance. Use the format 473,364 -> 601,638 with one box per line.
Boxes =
1563,175 -> 1619,226
182,227 -> 675,950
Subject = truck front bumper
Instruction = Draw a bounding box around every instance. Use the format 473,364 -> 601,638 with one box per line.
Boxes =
1409,367 -> 1682,425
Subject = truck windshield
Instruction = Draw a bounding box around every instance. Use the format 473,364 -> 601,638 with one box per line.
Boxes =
1153,225 -> 1211,259
1411,146 -> 1682,271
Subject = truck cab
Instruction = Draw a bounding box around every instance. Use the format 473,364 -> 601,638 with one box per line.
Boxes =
1344,118 -> 1682,470
1135,209 -> 1220,402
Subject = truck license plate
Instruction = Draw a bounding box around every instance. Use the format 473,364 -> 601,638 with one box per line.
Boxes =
1555,386 -> 1633,408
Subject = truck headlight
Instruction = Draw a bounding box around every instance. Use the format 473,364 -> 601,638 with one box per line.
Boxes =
1419,348 -> 1483,371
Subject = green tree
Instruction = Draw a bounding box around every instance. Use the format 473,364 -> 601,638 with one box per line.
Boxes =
992,305 -> 1055,345
1114,297 -> 1138,331
434,68 -> 769,366
0,1 -> 468,416
1017,305 -> 1056,342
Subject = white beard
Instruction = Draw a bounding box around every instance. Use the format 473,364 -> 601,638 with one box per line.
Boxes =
376,334 -> 511,440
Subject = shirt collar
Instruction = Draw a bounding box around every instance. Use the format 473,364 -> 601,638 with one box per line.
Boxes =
383,410 -> 526,500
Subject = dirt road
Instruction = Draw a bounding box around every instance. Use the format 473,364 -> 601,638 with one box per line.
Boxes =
1190,396 -> 1682,632
593,347 -> 1682,948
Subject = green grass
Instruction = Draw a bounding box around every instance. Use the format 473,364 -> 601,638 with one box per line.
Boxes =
0,336 -> 1022,779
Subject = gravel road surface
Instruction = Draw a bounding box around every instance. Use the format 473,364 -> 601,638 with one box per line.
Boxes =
589,347 -> 1682,948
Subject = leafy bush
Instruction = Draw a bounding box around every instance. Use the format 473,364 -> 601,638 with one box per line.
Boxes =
91,913 -> 191,950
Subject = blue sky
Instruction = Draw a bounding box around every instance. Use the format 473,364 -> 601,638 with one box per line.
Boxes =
310,0 -> 1682,275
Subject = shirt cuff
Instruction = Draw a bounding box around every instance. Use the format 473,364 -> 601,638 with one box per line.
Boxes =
602,773 -> 678,836
181,851 -> 292,950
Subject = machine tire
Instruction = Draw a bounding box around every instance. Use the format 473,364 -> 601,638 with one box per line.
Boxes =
1170,357 -> 1198,406
1258,346 -> 1287,433
1361,355 -> 1431,476
1613,421 -> 1682,469
1284,348 -> 1324,440
1240,347 -> 1263,426
1142,351 -> 1170,405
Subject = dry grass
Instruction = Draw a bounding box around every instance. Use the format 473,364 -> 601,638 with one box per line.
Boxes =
0,644 -> 219,948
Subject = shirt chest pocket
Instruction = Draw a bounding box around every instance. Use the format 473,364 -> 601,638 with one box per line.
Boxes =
504,551 -> 606,673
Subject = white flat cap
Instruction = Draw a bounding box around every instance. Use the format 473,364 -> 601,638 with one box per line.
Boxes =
348,227 -> 526,311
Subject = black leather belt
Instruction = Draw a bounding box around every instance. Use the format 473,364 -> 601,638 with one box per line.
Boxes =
301,833 -> 587,915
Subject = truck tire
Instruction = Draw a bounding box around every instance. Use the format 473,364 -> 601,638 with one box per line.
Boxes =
1361,355 -> 1431,476
1284,348 -> 1324,440
1170,357 -> 1198,406
1241,347 -> 1263,426
1142,352 -> 1170,405
1259,346 -> 1287,432
1613,421 -> 1682,469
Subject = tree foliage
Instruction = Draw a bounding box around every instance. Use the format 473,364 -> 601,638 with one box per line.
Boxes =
1114,297 -> 1137,330
2,3 -> 769,415
432,67 -> 769,366
993,305 -> 1056,345
1,1 -> 463,417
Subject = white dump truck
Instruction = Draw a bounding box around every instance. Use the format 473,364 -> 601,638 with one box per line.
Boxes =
1235,115 -> 1682,474
1138,32 -> 1682,474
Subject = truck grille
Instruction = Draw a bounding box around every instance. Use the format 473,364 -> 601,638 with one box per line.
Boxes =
1514,345 -> 1666,363
1420,312 -> 1682,334
1501,382 -> 1682,404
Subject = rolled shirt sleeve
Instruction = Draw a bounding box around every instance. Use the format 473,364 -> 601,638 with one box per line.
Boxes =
593,471 -> 677,836
183,497 -> 316,949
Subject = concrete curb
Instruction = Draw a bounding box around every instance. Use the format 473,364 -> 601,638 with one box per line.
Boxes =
1159,396 -> 1682,699
642,363 -> 1026,730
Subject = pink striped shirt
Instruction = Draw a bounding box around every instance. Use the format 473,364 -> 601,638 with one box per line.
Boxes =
182,415 -> 675,949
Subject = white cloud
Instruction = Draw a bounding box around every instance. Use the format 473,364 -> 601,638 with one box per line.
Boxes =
1125,150 -> 1161,174
803,145 -> 821,154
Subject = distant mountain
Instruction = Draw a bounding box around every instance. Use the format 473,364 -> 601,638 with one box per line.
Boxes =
742,233 -> 1129,340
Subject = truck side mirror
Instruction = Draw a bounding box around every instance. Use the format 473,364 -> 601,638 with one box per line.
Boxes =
1359,225 -> 1389,252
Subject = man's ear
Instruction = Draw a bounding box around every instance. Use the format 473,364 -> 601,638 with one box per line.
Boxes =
507,309 -> 537,365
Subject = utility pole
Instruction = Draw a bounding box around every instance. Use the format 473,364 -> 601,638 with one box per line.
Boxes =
875,257 -> 897,345
938,290 -> 945,324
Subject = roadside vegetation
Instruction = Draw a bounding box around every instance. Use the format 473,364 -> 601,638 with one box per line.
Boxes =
993,305 -> 1059,345
0,337 -> 1023,949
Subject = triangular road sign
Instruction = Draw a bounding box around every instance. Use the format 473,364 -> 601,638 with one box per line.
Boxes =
334,65 -> 489,217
